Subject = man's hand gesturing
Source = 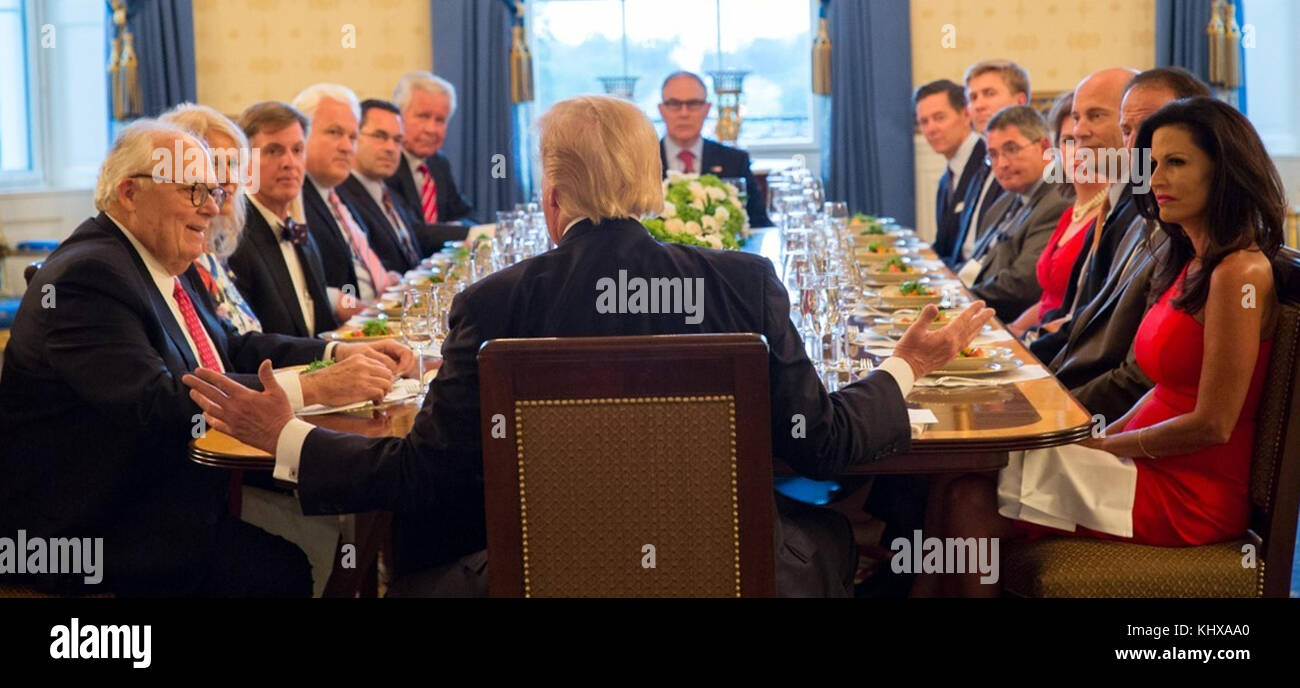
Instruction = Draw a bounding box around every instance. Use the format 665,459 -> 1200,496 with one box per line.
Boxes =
892,301 -> 997,379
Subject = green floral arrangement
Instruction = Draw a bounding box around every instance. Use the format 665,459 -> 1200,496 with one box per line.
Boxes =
642,172 -> 750,250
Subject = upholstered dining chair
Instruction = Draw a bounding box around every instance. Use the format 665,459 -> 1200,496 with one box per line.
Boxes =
1002,248 -> 1300,598
478,333 -> 776,597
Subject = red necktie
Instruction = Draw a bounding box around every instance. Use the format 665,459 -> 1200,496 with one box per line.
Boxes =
328,190 -> 396,292
172,279 -> 222,371
677,149 -> 695,174
417,162 -> 439,223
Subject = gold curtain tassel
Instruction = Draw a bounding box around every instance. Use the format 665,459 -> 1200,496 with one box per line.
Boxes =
812,17 -> 831,95
1224,2 -> 1242,89
510,25 -> 534,104
121,31 -> 142,118
108,36 -> 123,120
1206,0 -> 1225,86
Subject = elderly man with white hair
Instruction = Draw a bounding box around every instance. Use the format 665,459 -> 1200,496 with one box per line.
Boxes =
0,120 -> 411,596
387,71 -> 473,226
186,95 -> 994,598
293,82 -> 401,310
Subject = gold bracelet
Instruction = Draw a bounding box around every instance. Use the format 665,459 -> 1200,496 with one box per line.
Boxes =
1137,427 -> 1156,458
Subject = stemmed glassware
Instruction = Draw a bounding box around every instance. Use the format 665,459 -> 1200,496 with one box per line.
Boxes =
400,289 -> 434,399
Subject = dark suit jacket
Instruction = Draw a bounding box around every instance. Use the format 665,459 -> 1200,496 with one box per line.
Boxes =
302,182 -> 368,295
660,138 -> 772,228
950,161 -> 1005,265
0,213 -> 325,592
934,137 -> 987,269
387,152 -> 474,228
227,203 -> 337,338
292,218 -> 910,593
1031,188 -> 1142,362
1049,220 -> 1166,421
968,180 -> 1070,322
337,174 -> 425,274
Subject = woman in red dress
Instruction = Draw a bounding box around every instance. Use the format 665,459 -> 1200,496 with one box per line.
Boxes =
1008,92 -> 1108,337
917,97 -> 1289,597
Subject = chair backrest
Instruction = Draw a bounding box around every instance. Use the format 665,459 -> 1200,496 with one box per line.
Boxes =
23,261 -> 42,287
1248,246 -> 1300,597
478,333 -> 775,597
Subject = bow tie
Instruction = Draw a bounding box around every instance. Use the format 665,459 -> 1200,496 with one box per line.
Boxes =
280,219 -> 308,247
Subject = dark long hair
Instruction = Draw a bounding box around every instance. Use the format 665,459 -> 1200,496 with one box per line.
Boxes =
1132,97 -> 1286,314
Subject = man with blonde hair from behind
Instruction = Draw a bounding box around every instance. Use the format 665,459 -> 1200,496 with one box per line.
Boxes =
185,95 -> 994,597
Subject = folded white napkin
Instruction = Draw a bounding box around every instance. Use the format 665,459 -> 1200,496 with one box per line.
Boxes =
998,445 -> 1137,537
909,408 -> 939,438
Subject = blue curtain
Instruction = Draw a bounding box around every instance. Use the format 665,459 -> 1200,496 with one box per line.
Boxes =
125,0 -> 196,117
433,0 -> 524,223
1155,0 -> 1246,112
825,0 -> 915,226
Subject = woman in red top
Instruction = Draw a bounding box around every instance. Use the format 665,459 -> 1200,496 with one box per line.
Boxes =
1007,93 -> 1108,337
917,97 -> 1287,597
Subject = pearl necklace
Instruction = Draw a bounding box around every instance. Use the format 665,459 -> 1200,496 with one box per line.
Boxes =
1072,189 -> 1106,220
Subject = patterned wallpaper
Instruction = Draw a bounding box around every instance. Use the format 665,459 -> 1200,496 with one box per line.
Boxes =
192,0 -> 433,117
910,0 -> 1156,96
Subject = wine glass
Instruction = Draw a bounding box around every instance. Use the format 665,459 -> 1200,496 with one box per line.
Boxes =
400,289 -> 434,399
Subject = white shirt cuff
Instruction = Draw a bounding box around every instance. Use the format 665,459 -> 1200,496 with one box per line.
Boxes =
324,341 -> 338,361
274,369 -> 306,411
273,418 -> 316,484
876,356 -> 916,398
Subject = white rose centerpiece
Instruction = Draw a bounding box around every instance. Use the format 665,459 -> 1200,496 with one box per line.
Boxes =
642,171 -> 750,249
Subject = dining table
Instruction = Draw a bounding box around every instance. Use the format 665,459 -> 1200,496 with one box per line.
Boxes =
189,224 -> 1094,478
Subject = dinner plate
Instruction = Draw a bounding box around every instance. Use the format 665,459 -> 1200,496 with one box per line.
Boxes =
319,322 -> 403,342
878,285 -> 942,308
931,356 -> 1023,376
890,308 -> 959,330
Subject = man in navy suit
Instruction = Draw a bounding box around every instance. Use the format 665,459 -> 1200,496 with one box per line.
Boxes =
913,79 -> 983,269
292,84 -> 402,310
227,101 -> 341,338
336,99 -> 428,275
0,121 -> 411,596
657,71 -> 771,227
387,71 -> 473,238
186,96 -> 994,597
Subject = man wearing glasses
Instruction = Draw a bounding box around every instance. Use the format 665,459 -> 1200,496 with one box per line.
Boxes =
336,99 -> 430,275
958,105 -> 1068,322
657,71 -> 771,227
0,121 -> 412,596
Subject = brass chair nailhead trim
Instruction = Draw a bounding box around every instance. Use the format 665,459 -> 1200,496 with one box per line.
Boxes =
514,396 -> 741,597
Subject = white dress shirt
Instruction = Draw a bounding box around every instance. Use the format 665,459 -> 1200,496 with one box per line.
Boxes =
248,193 -> 318,336
663,136 -> 705,174
947,131 -> 980,178
109,213 -> 312,409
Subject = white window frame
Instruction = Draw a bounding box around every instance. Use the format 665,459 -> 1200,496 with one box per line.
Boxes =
524,0 -> 822,159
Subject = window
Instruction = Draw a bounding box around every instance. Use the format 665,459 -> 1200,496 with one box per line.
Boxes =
0,0 -> 109,191
1243,0 -> 1300,156
529,0 -> 815,149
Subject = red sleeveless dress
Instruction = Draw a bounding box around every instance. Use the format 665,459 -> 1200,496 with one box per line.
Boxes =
1019,266 -> 1272,546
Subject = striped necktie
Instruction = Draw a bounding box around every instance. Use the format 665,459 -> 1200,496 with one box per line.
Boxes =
417,162 -> 438,224
172,278 -> 223,371
327,190 -> 396,293
382,187 -> 422,265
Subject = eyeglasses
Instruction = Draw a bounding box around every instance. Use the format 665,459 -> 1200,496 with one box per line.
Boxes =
361,129 -> 404,146
130,175 -> 229,209
661,99 -> 708,111
985,139 -> 1034,165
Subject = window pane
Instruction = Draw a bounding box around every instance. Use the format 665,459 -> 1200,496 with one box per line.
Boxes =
531,0 -> 812,146
0,0 -> 32,173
